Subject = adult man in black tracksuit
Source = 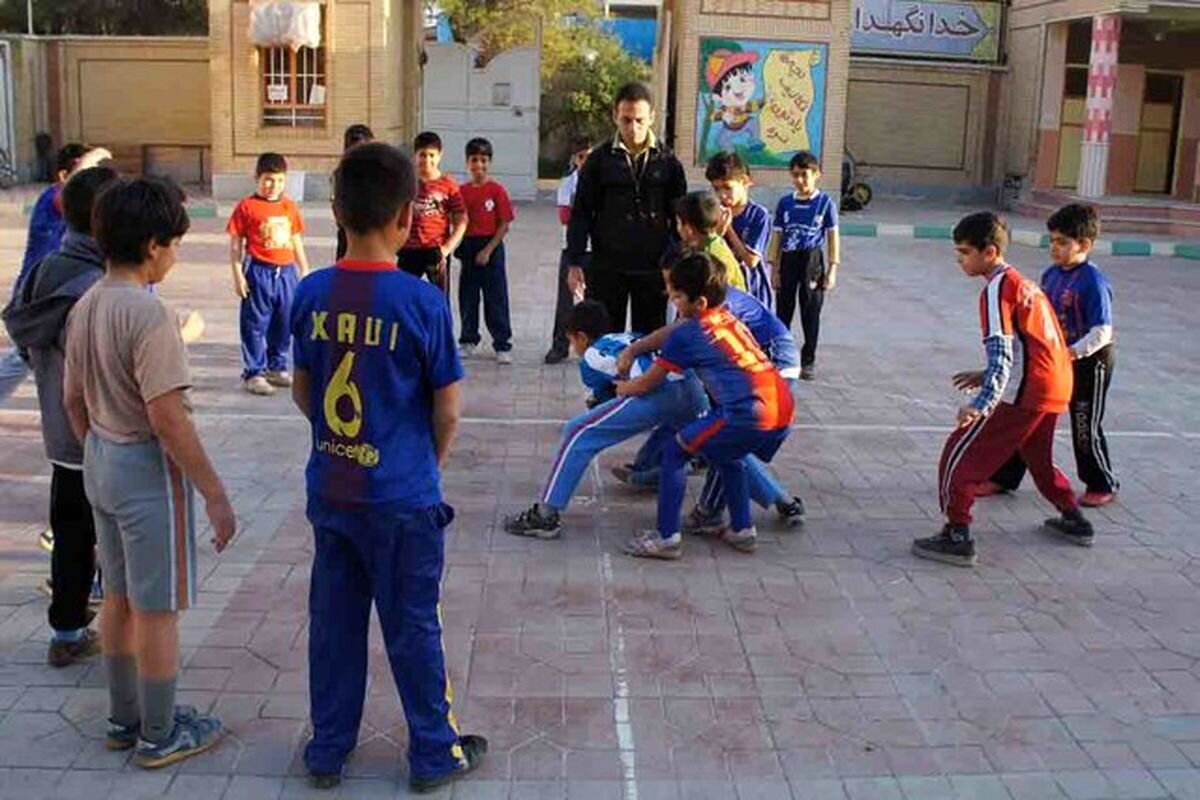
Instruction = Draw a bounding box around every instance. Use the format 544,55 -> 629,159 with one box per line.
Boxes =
566,82 -> 687,336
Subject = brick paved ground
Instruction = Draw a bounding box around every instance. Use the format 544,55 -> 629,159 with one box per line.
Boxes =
0,198 -> 1198,800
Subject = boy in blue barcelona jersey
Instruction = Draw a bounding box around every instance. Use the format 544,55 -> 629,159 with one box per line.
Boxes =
502,300 -> 709,539
618,252 -> 795,560
289,142 -> 486,793
987,203 -> 1119,506
769,150 -> 841,380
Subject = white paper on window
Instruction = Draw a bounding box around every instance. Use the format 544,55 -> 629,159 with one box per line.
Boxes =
249,1 -> 322,51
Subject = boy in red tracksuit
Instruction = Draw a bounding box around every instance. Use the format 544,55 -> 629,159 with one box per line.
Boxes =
913,212 -> 1094,567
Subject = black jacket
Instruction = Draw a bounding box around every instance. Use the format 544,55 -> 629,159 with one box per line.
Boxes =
566,134 -> 687,273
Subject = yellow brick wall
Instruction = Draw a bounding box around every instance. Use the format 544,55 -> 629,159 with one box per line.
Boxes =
846,63 -> 992,187
209,0 -> 421,181
670,0 -> 849,192
1005,23 -> 1046,176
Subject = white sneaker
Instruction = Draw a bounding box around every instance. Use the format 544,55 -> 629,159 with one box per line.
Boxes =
497,351 -> 513,365
460,344 -> 477,359
719,526 -> 758,553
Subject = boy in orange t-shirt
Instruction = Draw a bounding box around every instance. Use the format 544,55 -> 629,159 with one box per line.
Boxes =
227,152 -> 309,396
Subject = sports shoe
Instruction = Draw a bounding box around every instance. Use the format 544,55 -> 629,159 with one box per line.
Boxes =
134,711 -> 223,769
459,343 -> 477,359
107,705 -> 200,751
264,370 -> 292,388
543,348 -> 568,365
309,771 -> 341,790
681,505 -> 725,536
623,531 -> 683,560
409,734 -> 489,793
611,464 -> 635,485
975,480 -> 1010,497
719,526 -> 758,553
503,503 -> 562,540
1080,491 -> 1115,508
47,628 -> 101,668
497,351 -> 513,365
911,524 -> 977,567
243,375 -> 276,396
1043,508 -> 1095,547
776,496 -> 806,527
800,365 -> 816,381
38,528 -> 54,553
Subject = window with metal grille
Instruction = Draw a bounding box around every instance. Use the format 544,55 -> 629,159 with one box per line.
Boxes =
260,25 -> 327,127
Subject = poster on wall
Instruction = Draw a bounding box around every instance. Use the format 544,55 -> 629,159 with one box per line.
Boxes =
695,38 -> 828,168
851,0 -> 1001,62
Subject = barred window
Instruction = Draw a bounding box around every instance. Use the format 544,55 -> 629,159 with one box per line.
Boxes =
260,19 -> 326,128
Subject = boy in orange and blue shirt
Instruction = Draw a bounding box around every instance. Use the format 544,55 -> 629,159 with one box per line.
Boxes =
227,152 -> 309,396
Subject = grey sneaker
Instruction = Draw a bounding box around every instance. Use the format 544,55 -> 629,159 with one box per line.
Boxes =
47,628 -> 100,668
681,505 -> 725,536
134,712 -> 223,769
503,503 -> 562,540
243,375 -> 276,396
623,530 -> 683,560
1043,508 -> 1095,547
459,343 -> 477,359
719,526 -> 758,553
264,370 -> 292,388
496,351 -> 513,365
108,705 -> 200,751
912,524 -> 977,567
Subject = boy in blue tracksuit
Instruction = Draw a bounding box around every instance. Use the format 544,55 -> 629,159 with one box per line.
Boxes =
289,142 -> 485,793
503,300 -> 709,540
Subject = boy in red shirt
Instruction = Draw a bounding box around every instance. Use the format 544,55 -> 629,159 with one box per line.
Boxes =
456,137 -> 515,364
914,212 -> 1093,567
398,131 -> 467,295
227,152 -> 309,396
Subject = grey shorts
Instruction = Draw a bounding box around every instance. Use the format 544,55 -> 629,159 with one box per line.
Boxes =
83,434 -> 197,612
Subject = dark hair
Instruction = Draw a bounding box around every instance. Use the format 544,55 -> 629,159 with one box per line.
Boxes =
333,142 -> 418,235
61,166 -> 119,234
953,211 -> 1009,255
1047,203 -> 1100,241
56,143 -> 90,175
714,63 -> 754,96
256,152 -> 287,176
465,137 -> 494,159
705,151 -> 751,183
570,136 -> 592,155
413,131 -> 443,152
613,81 -> 654,109
788,151 -> 821,172
562,300 -> 611,342
343,124 -> 375,151
669,251 -> 726,308
675,190 -> 724,234
93,177 -> 190,266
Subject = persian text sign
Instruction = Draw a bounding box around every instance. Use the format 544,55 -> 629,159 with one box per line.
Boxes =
851,0 -> 1001,62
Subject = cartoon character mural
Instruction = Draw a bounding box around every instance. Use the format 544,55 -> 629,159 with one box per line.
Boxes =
696,38 -> 828,168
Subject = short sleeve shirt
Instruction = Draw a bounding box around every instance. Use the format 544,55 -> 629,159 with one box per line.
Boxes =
658,307 -> 794,430
702,235 -> 747,291
731,201 -> 771,260
404,176 -> 466,250
1040,261 -> 1114,346
460,180 -> 515,238
291,261 -> 465,508
979,265 -> 1073,414
773,191 -> 837,253
226,195 -> 305,265
63,278 -> 192,443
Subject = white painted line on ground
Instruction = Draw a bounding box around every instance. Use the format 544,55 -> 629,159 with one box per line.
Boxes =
1011,231 -> 1042,247
600,552 -> 637,800
876,223 -> 914,237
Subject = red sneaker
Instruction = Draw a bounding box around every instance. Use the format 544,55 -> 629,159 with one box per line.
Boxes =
975,481 -> 1008,498
1080,491 -> 1115,507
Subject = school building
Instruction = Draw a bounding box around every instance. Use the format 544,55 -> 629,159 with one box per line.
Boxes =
2,0 -> 1199,231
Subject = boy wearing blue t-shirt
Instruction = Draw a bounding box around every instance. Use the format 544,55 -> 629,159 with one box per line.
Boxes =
769,150 -> 840,380
503,300 -> 708,539
988,204 -> 1119,506
289,142 -> 485,793
707,151 -> 774,311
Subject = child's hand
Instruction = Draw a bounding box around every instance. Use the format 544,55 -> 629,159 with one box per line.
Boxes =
823,271 -> 837,292
770,268 -> 781,291
952,370 -> 984,392
475,248 -> 491,267
616,349 -> 635,378
206,494 -> 237,553
718,206 -> 733,236
615,379 -> 633,397
568,266 -> 587,298
956,405 -> 982,428
233,272 -> 249,299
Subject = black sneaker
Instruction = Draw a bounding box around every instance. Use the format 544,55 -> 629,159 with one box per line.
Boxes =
308,771 -> 341,790
800,365 -> 816,381
409,734 -> 488,793
503,504 -> 562,540
776,496 -> 806,527
1043,508 -> 1095,547
543,349 -> 569,365
911,524 -> 977,567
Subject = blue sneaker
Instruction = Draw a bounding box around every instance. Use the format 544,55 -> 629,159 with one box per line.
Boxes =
134,710 -> 222,769
108,705 -> 200,751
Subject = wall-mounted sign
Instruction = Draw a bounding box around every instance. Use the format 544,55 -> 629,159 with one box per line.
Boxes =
695,38 -> 829,167
851,0 -> 1001,62
267,83 -> 289,103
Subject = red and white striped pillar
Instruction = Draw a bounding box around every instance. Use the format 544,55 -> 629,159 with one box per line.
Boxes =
1078,14 -> 1122,198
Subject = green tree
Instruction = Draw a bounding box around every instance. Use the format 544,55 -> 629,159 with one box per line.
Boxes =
0,0 -> 207,35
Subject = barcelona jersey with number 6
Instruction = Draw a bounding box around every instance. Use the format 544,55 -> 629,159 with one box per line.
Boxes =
656,307 -> 794,430
290,261 -> 464,507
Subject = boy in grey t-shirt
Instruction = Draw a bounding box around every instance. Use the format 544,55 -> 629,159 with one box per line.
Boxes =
63,178 -> 237,769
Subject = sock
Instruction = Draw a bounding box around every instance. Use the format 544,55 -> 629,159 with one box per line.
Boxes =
105,655 -> 140,727
138,676 -> 178,744
52,627 -> 85,644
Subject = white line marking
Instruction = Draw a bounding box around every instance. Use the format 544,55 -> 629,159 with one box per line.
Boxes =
600,552 -> 637,799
